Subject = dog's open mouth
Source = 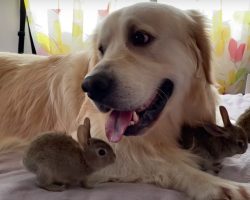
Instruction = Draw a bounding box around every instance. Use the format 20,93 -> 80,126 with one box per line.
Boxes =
105,79 -> 174,143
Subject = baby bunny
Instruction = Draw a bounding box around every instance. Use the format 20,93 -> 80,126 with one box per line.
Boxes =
23,118 -> 116,191
180,106 -> 248,173
236,107 -> 250,142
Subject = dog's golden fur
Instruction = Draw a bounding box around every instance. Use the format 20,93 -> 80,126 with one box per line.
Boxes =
0,3 -> 249,200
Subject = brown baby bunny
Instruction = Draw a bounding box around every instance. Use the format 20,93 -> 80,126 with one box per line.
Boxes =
180,106 -> 248,174
23,118 -> 116,192
236,107 -> 250,142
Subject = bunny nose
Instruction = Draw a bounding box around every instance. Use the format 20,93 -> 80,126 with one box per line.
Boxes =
82,73 -> 113,102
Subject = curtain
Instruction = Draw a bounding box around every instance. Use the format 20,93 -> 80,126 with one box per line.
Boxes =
25,0 -> 250,94
24,0 -> 148,55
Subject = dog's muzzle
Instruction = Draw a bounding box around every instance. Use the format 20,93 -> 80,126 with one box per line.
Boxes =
82,74 -> 174,143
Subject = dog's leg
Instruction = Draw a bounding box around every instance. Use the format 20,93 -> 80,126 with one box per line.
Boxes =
155,161 -> 250,200
87,155 -> 249,200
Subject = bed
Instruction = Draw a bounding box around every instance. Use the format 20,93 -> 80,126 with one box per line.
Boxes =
0,94 -> 249,200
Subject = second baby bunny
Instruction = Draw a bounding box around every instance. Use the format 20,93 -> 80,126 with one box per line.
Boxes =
180,106 -> 248,173
23,118 -> 116,191
237,107 -> 250,142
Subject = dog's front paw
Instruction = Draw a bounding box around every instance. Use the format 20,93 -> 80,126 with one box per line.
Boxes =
218,184 -> 250,200
199,183 -> 250,200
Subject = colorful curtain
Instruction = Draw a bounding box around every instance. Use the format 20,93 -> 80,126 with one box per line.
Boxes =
25,0 -> 250,94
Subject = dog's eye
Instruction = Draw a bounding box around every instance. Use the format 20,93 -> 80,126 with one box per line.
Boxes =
98,45 -> 104,55
130,31 -> 153,46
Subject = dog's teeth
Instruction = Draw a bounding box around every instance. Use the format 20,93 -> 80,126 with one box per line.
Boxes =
129,121 -> 135,125
133,111 -> 139,123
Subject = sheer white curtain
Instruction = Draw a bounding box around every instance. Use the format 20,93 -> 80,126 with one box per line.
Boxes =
159,0 -> 250,94
25,0 -> 250,94
25,0 -> 150,55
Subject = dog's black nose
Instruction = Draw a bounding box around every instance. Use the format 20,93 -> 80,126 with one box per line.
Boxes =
82,73 -> 113,101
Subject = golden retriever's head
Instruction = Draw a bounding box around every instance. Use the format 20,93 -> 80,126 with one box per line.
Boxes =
82,3 -> 214,142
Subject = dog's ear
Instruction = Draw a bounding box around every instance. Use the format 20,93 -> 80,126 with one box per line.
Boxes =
186,10 -> 213,84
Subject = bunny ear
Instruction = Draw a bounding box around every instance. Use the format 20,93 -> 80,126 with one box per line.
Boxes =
203,123 -> 229,138
219,106 -> 232,127
77,118 -> 91,148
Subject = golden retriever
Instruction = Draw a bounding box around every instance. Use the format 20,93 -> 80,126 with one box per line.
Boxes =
0,2 -> 249,200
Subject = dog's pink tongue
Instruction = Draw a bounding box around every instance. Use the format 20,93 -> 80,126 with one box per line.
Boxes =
106,111 -> 133,143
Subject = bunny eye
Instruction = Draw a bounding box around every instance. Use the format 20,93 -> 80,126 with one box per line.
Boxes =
237,140 -> 245,149
96,148 -> 107,157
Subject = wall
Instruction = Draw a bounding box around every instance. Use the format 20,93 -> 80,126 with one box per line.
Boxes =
0,0 -> 31,53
